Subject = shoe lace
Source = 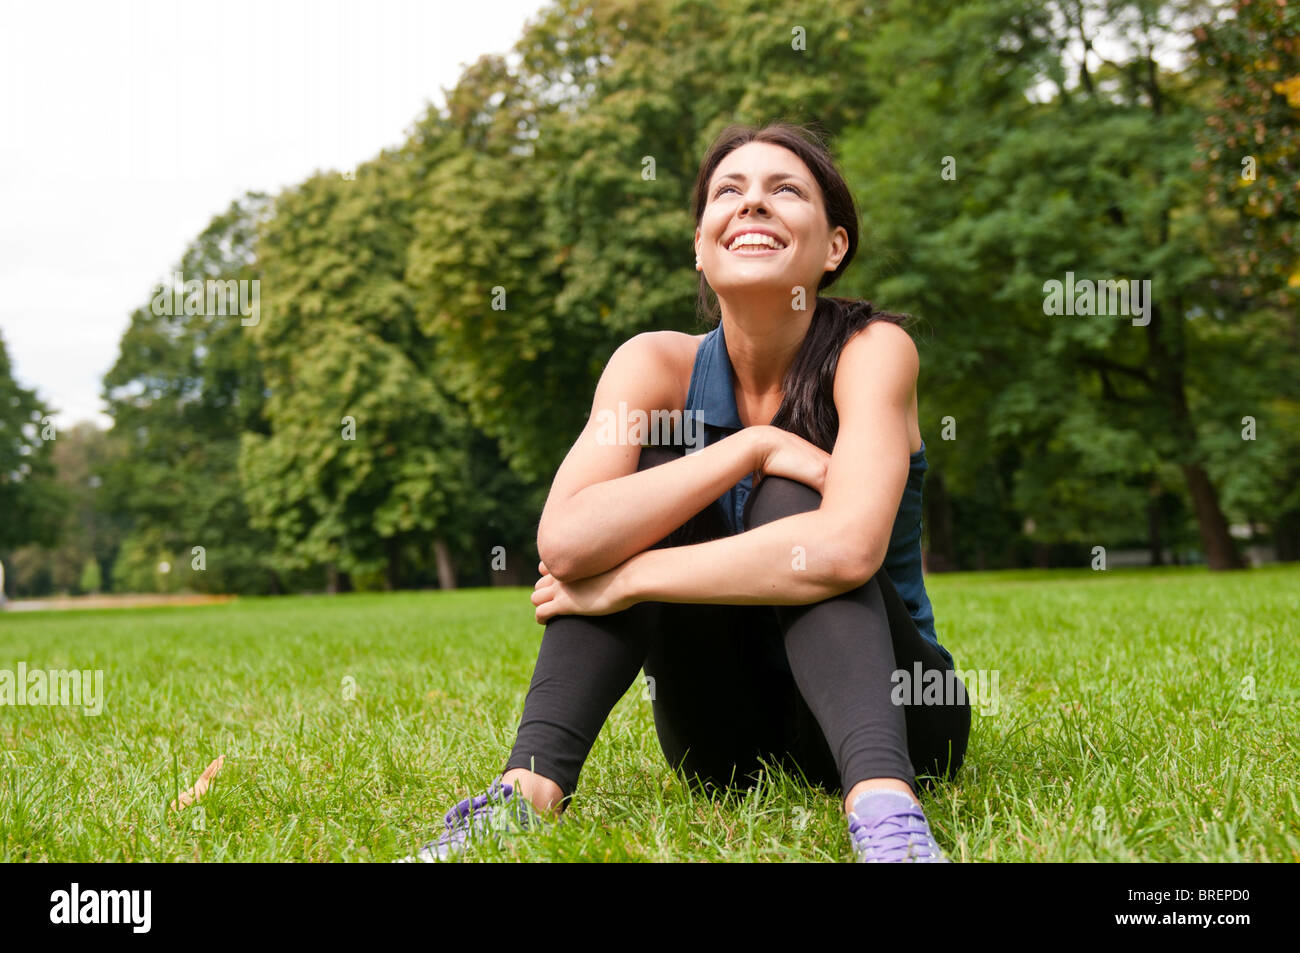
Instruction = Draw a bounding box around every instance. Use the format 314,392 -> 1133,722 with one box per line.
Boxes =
443,778 -> 518,834
849,804 -> 942,861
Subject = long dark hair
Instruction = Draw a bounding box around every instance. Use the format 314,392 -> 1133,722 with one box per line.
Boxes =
691,121 -> 914,453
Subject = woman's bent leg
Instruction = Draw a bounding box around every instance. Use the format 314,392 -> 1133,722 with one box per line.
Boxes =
501,444 -> 723,803
871,564 -> 971,792
502,601 -> 659,801
742,475 -> 971,800
642,601 -> 795,794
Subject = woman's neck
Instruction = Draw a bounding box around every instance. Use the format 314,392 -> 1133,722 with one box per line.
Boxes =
719,303 -> 814,399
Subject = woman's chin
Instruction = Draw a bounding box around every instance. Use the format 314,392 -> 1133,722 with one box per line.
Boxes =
708,268 -> 794,292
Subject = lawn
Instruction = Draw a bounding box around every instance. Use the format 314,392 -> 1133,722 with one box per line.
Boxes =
1,564 -> 1297,862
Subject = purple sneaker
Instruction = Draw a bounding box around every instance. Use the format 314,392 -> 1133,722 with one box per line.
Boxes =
399,775 -> 548,862
847,790 -> 951,862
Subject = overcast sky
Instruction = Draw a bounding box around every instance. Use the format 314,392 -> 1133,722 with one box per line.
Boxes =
0,0 -> 548,429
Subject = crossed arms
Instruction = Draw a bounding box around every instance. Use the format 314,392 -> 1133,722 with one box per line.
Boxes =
531,322 -> 917,623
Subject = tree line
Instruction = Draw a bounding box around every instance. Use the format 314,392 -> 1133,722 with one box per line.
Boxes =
2,0 -> 1296,598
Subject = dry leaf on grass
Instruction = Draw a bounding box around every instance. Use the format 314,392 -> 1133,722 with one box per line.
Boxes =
170,755 -> 225,811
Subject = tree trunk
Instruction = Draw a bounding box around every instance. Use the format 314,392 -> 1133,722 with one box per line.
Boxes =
433,538 -> 457,590
1032,542 -> 1051,568
326,565 -> 354,593
1276,509 -> 1300,562
385,537 -> 401,591
922,470 -> 957,572
1181,463 -> 1246,570
1146,297 -> 1244,570
1147,491 -> 1164,566
489,547 -> 525,586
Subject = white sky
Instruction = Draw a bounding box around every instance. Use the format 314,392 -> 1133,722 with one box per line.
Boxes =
0,0 -> 548,428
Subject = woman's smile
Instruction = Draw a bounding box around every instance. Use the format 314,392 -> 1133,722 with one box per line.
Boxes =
726,243 -> 788,257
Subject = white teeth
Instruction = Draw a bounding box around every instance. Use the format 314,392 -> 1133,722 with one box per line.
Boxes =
727,233 -> 786,251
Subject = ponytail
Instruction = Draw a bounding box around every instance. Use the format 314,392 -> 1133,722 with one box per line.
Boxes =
767,297 -> 912,452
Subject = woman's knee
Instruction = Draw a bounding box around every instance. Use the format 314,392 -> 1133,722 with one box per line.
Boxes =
636,444 -> 729,546
743,475 -> 821,530
637,444 -> 684,472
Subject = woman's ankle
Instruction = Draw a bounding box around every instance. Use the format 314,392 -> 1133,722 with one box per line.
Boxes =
502,767 -> 566,818
844,777 -> 919,814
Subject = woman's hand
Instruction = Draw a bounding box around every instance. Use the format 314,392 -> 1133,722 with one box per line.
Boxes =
532,560 -> 635,624
750,425 -> 832,495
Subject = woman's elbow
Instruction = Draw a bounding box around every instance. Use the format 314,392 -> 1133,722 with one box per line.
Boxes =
536,524 -> 578,581
831,542 -> 885,591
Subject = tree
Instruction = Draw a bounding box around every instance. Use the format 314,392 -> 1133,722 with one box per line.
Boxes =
102,192 -> 280,594
849,0 -> 1252,569
245,154 -> 498,589
0,329 -> 64,563
4,422 -> 123,596
409,0 -> 899,483
78,557 -> 102,594
1192,0 -> 1300,560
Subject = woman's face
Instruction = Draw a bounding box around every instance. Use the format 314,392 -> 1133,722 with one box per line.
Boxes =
696,141 -> 847,300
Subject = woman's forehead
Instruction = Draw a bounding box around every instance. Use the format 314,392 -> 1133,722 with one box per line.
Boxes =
712,142 -> 809,182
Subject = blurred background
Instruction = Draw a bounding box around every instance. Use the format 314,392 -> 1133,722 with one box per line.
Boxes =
1,0 -> 1296,602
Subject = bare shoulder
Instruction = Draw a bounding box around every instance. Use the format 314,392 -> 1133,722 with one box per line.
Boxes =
618,329 -> 701,364
603,330 -> 701,409
837,321 -> 920,403
834,319 -> 921,439
840,319 -> 919,378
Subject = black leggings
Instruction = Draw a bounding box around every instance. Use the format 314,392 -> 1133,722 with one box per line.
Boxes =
503,445 -> 971,802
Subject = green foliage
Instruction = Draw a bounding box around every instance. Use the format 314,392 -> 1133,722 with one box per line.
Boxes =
846,0 -> 1277,566
101,193 -> 278,595
1,422 -> 120,596
1193,0 -> 1300,304
15,0 -> 1299,587
78,557 -> 102,594
110,528 -> 177,594
408,0 -> 890,482
1190,0 -> 1300,549
0,330 -> 64,555
245,153 -> 537,587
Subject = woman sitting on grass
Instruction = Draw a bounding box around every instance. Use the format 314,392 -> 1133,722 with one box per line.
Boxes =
408,121 -> 971,863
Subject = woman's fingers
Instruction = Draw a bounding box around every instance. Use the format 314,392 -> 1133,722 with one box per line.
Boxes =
535,590 -> 564,624
535,577 -> 573,621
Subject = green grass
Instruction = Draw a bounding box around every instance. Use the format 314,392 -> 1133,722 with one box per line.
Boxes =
1,564 -> 1297,862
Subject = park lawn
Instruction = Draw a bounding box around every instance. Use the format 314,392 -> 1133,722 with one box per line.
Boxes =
0,564 -> 1296,863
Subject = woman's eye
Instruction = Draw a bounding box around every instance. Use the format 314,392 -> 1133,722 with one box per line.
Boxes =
716,184 -> 800,196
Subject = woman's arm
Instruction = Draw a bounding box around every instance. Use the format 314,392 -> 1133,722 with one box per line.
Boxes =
537,331 -> 768,582
532,321 -> 919,621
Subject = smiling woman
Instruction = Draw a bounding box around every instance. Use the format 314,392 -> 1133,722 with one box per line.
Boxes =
406,122 -> 971,864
